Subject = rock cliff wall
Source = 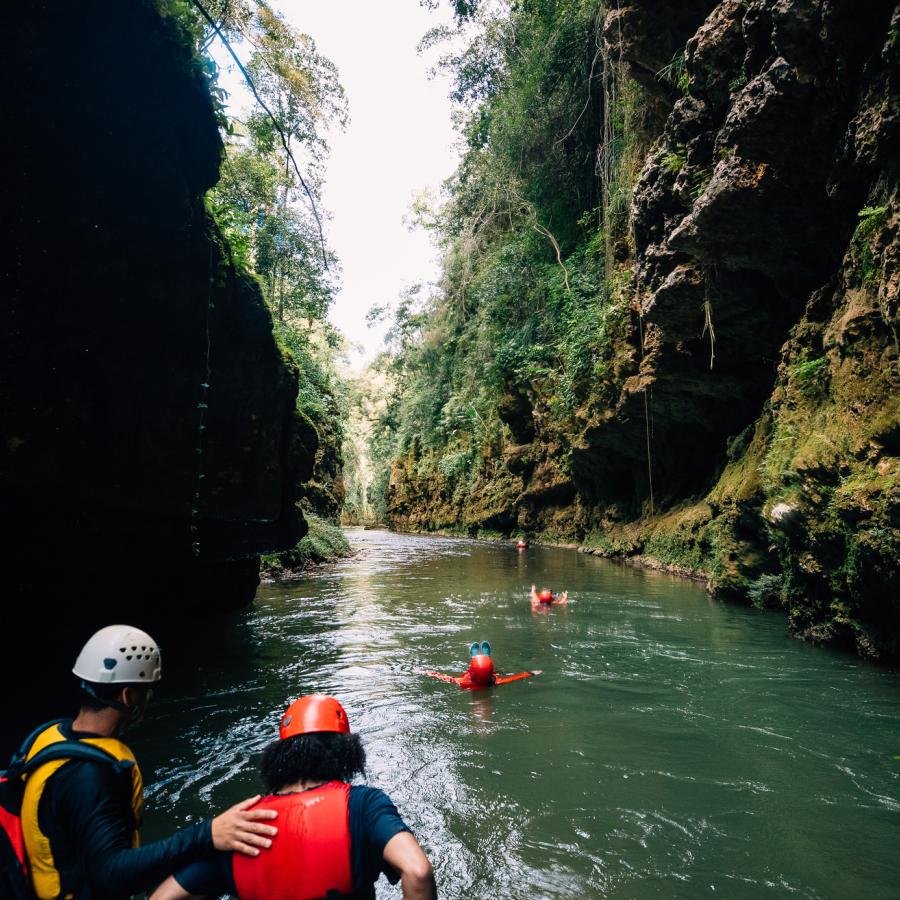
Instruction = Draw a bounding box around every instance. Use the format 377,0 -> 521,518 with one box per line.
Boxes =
1,0 -> 314,739
386,0 -> 899,660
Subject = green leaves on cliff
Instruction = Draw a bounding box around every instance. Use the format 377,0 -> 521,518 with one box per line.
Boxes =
849,203 -> 889,288
166,0 -> 345,324
369,1 -> 624,515
206,6 -> 345,323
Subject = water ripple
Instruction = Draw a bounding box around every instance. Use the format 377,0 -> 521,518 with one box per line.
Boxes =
138,528 -> 900,899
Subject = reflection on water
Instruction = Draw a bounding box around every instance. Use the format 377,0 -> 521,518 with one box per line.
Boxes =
140,529 -> 900,898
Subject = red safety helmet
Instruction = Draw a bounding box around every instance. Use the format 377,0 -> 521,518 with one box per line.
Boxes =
468,654 -> 495,686
280,694 -> 350,740
539,589 -> 554,603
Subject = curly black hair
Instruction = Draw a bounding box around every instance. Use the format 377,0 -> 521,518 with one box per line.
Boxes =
260,732 -> 366,792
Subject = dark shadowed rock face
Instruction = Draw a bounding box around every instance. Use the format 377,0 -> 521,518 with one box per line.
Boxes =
299,412 -> 346,521
0,0 -> 312,738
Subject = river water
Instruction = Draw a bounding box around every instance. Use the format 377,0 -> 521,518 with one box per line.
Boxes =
140,528 -> 900,899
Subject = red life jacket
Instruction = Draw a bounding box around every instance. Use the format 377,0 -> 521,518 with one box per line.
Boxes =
232,782 -> 353,900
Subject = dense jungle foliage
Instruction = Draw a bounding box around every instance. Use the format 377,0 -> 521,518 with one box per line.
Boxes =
368,0 -> 638,518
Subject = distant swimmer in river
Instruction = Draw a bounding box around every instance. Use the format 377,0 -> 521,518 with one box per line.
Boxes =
516,539 -> 528,549
530,584 -> 569,608
424,641 -> 539,690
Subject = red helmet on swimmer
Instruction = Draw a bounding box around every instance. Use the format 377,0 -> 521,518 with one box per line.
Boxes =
280,694 -> 351,740
467,640 -> 494,686
467,655 -> 495,686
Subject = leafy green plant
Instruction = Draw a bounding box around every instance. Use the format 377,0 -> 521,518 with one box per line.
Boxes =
728,71 -> 748,94
793,356 -> 828,382
439,449 -> 472,478
690,166 -> 713,199
747,573 -> 783,609
664,146 -> 687,175
261,512 -> 350,574
790,354 -> 830,399
849,204 -> 888,287
856,204 -> 888,237
657,49 -> 689,95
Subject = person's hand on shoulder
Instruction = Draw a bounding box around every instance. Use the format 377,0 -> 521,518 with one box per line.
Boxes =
211,795 -> 278,856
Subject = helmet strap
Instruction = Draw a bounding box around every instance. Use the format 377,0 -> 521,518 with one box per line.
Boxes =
80,679 -> 135,716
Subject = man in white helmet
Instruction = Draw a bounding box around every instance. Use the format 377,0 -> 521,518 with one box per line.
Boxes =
15,625 -> 279,900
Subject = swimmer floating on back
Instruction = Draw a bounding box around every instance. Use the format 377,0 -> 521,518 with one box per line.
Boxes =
530,584 -> 569,608
425,642 -> 539,691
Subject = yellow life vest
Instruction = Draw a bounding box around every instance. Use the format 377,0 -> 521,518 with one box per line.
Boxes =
20,722 -> 144,900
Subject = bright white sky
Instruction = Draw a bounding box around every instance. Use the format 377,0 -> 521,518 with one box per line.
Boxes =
212,1 -> 460,368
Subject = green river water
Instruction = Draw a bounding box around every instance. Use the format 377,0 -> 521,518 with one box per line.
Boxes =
140,528 -> 900,898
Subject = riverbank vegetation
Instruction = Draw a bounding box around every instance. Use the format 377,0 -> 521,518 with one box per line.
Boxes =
364,0 -> 899,660
261,512 -> 350,576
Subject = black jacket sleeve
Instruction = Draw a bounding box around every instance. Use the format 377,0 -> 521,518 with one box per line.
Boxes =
44,760 -> 215,898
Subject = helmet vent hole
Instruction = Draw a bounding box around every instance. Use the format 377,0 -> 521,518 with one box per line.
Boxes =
119,647 -> 126,652
126,655 -> 132,661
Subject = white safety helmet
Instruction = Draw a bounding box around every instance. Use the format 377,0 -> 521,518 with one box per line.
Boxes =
73,625 -> 162,684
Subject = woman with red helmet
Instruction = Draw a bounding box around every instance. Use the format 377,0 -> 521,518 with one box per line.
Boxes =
149,695 -> 435,900
425,642 -> 539,690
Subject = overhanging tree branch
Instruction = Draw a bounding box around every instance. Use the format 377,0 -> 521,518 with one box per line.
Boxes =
190,0 -> 329,270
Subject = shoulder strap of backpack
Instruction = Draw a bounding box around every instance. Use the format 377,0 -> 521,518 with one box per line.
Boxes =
19,741 -> 133,778
6,719 -> 68,772
4,726 -> 133,781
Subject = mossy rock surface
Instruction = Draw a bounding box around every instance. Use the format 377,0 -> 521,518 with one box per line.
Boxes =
261,514 -> 351,577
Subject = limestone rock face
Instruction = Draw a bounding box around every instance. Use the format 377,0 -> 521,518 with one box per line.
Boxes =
585,0 -> 897,490
1,0 -> 313,736
603,0 -> 719,121
604,0 -> 899,659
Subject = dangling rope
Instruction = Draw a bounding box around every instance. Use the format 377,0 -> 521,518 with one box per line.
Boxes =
702,267 -> 716,370
598,7 -> 618,276
636,300 -> 655,517
191,239 -> 215,558
604,0 -> 655,515
189,0 -> 329,271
